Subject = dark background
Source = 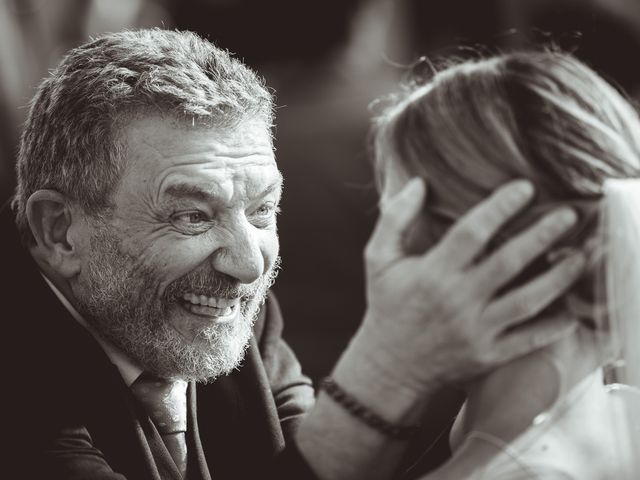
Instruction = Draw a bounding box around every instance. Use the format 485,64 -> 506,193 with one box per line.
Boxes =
2,0 -> 640,470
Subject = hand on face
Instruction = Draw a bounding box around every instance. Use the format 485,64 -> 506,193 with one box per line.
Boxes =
359,178 -> 586,395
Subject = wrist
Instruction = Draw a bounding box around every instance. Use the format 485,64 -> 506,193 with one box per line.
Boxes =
319,377 -> 422,440
332,325 -> 431,424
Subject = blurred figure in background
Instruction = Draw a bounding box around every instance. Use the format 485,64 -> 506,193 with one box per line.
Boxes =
0,0 -> 171,199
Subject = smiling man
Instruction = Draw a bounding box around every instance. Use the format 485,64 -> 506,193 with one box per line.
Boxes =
72,116 -> 282,383
8,30 -> 310,480
5,29 -> 586,480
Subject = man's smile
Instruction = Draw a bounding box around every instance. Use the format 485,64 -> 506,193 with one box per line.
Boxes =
179,293 -> 240,322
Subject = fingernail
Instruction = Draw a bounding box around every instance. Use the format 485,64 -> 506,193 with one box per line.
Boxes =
507,180 -> 534,202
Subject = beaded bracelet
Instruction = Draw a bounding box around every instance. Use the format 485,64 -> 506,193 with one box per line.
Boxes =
319,377 -> 421,441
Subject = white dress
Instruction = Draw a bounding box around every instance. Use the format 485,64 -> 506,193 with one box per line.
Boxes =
456,371 -> 640,480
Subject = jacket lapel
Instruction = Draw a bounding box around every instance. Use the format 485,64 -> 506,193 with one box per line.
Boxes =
4,204 -> 285,480
2,205 -> 175,480
85,364 -> 167,480
49,298 -> 174,480
187,382 -> 212,480
130,399 -> 185,480
194,337 -> 285,480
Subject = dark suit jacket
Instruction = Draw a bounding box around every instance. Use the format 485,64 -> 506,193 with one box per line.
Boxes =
2,205 -> 317,480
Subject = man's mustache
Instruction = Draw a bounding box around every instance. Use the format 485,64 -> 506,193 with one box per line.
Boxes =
163,257 -> 281,303
164,269 -> 255,302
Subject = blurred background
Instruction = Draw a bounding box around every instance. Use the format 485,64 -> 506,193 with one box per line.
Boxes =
2,0 -> 640,471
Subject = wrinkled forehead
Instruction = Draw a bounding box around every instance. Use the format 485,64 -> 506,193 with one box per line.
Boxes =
120,114 -> 273,163
111,114 -> 278,201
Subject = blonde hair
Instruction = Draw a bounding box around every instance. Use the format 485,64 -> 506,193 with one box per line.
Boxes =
374,51 -> 640,206
372,51 -> 640,325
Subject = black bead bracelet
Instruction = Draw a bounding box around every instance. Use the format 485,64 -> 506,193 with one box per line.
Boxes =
319,377 -> 421,441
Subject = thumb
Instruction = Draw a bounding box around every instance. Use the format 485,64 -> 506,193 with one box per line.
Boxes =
367,177 -> 427,265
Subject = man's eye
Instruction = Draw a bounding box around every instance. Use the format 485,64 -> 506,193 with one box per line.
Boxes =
255,203 -> 281,218
250,203 -> 280,227
256,204 -> 276,216
170,210 -> 211,234
185,211 -> 207,224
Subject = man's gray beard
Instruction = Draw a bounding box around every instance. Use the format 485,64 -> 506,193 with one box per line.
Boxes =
74,227 -> 280,383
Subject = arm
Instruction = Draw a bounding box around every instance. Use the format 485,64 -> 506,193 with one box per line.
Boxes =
296,179 -> 585,480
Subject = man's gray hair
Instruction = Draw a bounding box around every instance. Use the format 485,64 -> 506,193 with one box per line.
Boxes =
12,28 -> 274,244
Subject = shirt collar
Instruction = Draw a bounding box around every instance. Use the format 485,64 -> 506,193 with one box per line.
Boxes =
40,273 -> 144,387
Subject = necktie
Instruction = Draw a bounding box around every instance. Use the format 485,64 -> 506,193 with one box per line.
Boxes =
131,372 -> 189,478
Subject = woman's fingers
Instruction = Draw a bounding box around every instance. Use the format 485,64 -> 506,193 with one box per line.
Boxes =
433,180 -> 534,269
471,207 -> 578,297
482,252 -> 586,331
366,178 -> 426,266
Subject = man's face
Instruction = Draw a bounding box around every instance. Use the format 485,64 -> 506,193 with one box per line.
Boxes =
72,115 -> 282,382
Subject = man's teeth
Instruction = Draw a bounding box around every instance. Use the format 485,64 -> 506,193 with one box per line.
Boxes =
181,293 -> 236,315
189,304 -> 233,317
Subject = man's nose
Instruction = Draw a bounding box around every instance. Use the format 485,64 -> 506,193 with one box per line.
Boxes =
210,221 -> 264,284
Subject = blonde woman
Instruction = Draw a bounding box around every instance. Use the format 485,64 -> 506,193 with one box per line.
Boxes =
372,51 -> 640,479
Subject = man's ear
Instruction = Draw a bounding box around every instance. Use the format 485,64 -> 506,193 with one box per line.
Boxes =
26,190 -> 82,278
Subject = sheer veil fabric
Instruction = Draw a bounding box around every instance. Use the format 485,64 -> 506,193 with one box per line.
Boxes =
600,178 -> 640,476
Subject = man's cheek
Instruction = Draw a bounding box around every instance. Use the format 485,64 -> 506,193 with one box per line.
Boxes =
155,241 -> 215,278
262,233 -> 280,272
